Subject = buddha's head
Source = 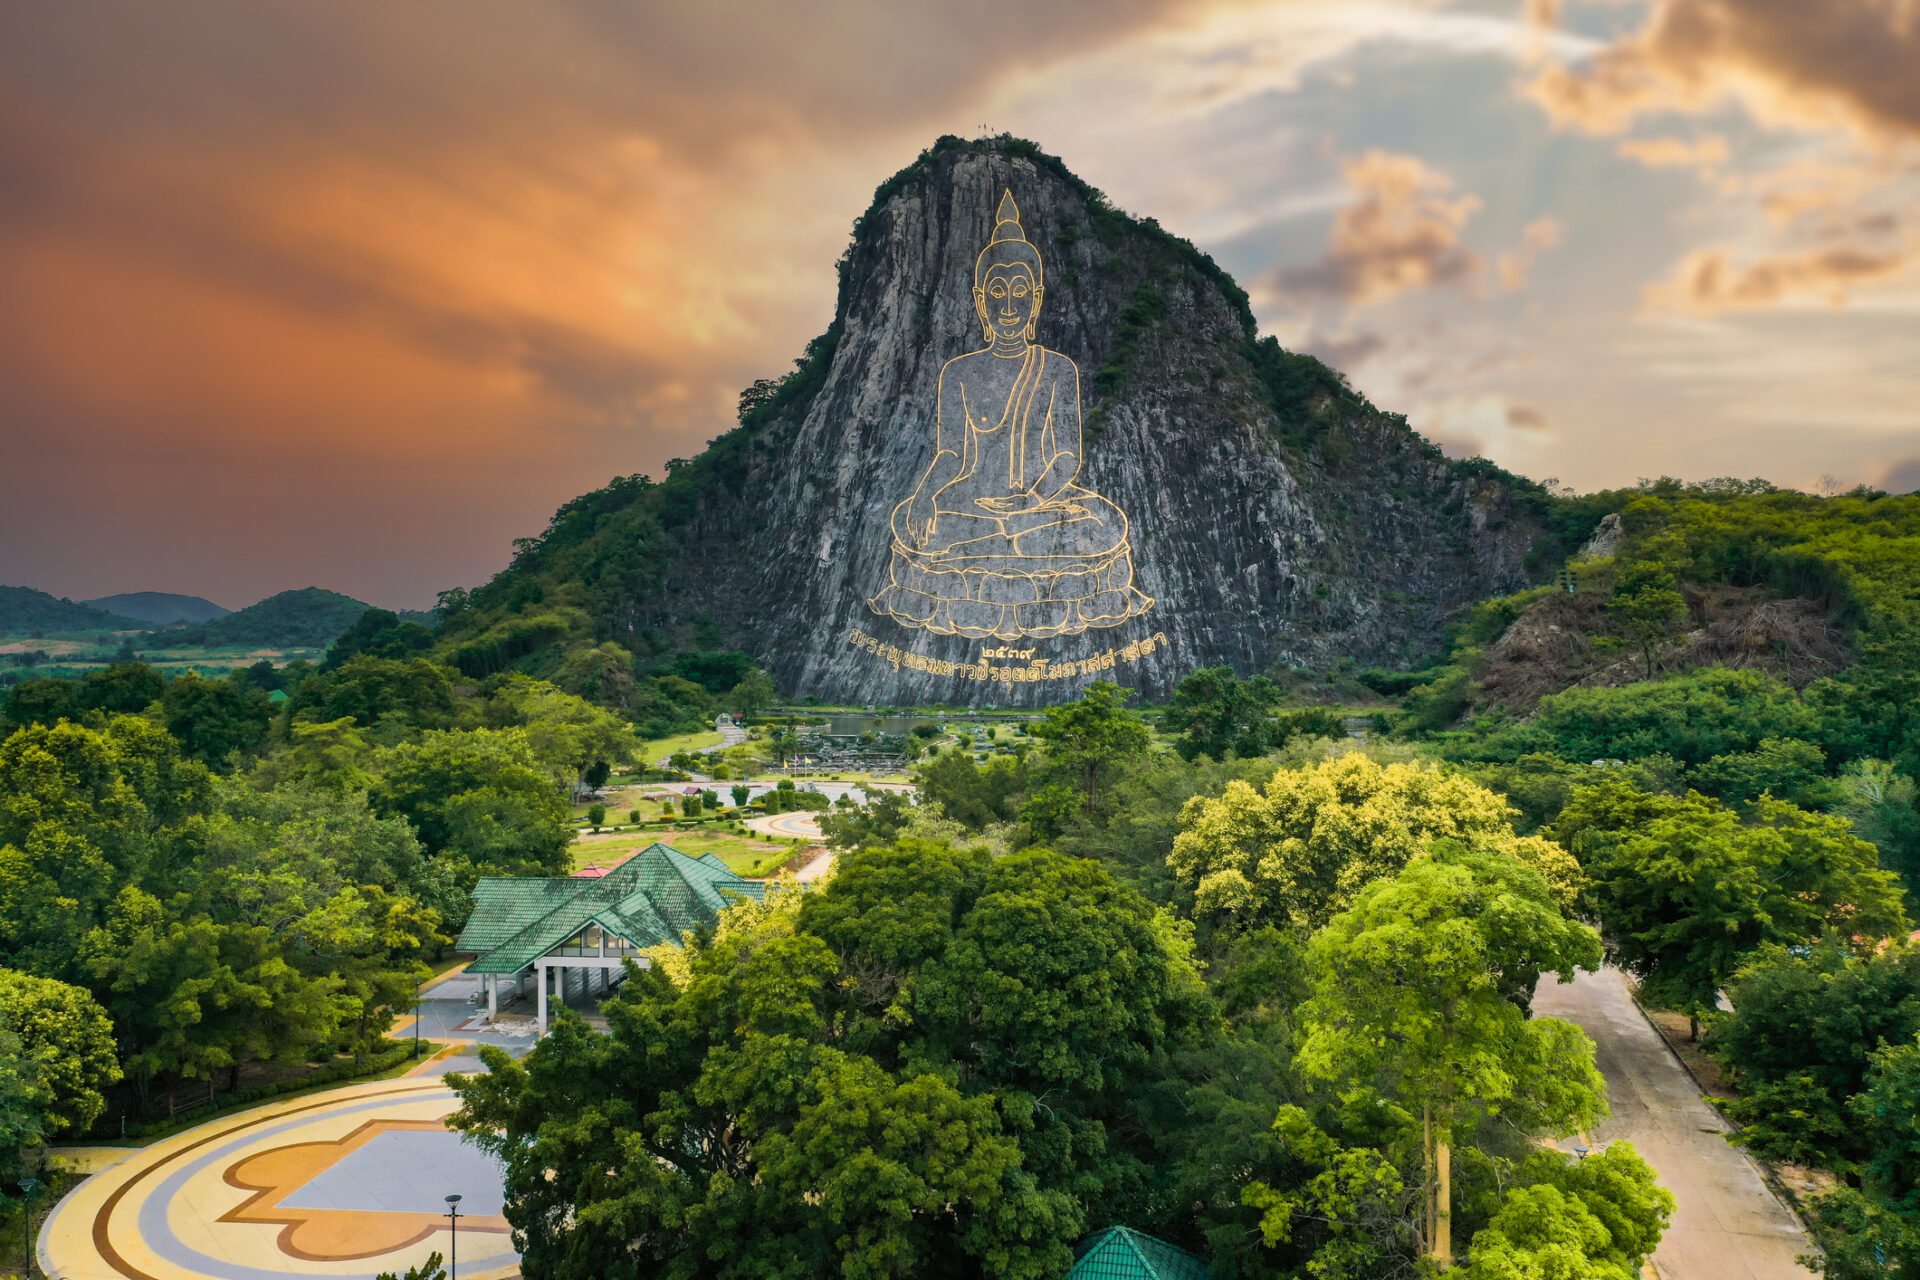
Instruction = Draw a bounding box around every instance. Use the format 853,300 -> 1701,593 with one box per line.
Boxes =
975,190 -> 1044,345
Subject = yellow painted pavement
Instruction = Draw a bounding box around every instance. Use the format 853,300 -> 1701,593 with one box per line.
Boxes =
40,1078 -> 519,1280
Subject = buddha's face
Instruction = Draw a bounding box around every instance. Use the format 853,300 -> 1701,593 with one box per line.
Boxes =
975,262 -> 1042,343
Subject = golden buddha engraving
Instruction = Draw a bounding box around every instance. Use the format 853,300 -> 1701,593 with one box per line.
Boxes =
869,191 -> 1154,640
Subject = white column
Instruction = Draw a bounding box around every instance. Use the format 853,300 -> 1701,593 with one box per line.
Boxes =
536,961 -> 548,1033
487,973 -> 497,1018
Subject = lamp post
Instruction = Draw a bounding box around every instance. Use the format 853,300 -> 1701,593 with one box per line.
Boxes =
19,1178 -> 41,1279
444,1194 -> 462,1280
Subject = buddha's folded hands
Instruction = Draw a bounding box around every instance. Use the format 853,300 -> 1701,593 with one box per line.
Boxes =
974,491 -> 1075,514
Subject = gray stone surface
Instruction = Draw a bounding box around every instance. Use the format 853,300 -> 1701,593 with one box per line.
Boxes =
1534,966 -> 1816,1279
642,139 -> 1541,704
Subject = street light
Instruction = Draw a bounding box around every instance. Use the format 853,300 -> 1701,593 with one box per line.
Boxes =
1572,1142 -> 1591,1161
444,1194 -> 462,1280
19,1178 -> 41,1279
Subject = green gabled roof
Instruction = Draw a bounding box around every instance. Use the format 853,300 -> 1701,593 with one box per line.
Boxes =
1069,1228 -> 1212,1280
459,877 -> 588,953
459,843 -> 765,975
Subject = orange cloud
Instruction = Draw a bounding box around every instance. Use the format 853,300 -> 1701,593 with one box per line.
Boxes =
1645,242 -> 1912,312
1276,150 -> 1484,305
0,1 -> 1224,604
1525,0 -> 1920,143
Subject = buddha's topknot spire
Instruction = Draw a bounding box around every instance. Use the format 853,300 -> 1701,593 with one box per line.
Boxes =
991,190 -> 1026,245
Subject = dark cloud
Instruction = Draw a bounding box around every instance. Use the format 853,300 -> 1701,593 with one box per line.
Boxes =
1505,402 -> 1553,431
1880,457 -> 1920,495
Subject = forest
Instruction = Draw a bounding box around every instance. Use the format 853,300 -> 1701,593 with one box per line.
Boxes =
7,477 -> 1920,1276
0,638 -> 636,1150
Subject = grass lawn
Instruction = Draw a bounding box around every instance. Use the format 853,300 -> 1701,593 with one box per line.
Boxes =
638,729 -> 726,764
571,827 -> 799,877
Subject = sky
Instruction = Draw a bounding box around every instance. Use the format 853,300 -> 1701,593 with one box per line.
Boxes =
3,0 -> 1917,610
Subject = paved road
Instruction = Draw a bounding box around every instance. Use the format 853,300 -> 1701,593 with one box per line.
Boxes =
746,809 -> 824,839
1533,967 -> 1815,1279
791,847 -> 836,881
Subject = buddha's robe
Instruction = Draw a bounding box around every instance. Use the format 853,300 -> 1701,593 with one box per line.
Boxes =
870,343 -> 1152,640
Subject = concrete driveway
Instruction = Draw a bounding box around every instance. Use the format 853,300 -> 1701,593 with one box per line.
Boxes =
1533,966 -> 1815,1279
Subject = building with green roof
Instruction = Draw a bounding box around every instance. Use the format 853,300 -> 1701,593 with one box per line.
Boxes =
1068,1227 -> 1212,1280
456,841 -> 765,1031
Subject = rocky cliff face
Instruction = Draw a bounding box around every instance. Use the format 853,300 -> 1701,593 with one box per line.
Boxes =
565,138 -> 1546,705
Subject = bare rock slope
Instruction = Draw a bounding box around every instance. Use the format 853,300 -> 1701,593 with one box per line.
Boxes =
491,137 -> 1554,705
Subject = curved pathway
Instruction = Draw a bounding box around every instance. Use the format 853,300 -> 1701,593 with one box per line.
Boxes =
745,810 -> 824,840
40,1079 -> 519,1280
1533,967 -> 1814,1279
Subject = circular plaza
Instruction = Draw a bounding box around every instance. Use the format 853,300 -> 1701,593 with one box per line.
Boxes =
39,1079 -> 519,1280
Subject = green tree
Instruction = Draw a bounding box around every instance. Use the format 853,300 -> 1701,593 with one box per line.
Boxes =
292,655 -> 455,733
1857,1033 -> 1920,1212
731,783 -> 750,808
79,662 -> 166,716
1460,1144 -> 1673,1280
450,875 -> 1076,1279
1164,665 -> 1283,762
587,802 -> 607,830
0,678 -> 75,731
1607,563 -> 1688,679
1708,938 -> 1920,1166
0,968 -> 121,1136
913,752 -> 1029,830
818,790 -> 915,850
1025,681 -> 1150,821
768,727 -> 801,767
160,671 -> 272,765
1838,759 -> 1920,898
0,1020 -> 52,1166
1552,781 -> 1909,1033
1294,845 -> 1607,1266
322,608 -> 435,671
450,837 -> 1208,1278
1170,753 -> 1585,936
1441,668 -> 1819,770
294,886 -> 440,1054
484,676 -> 635,791
1688,736 -> 1835,810
373,729 -> 571,872
0,715 -> 211,981
375,1252 -> 447,1280
78,887 -> 260,1100
729,666 -> 776,720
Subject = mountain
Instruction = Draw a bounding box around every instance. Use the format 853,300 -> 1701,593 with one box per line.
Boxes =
0,586 -> 144,632
158,588 -> 377,649
83,592 -> 230,626
445,136 -> 1556,705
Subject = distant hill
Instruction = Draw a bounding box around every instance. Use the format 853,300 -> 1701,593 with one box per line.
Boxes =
0,585 -> 144,633
83,592 -> 230,626
157,588 -> 379,649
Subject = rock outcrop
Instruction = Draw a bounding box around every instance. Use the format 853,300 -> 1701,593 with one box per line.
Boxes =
486,137 -> 1551,706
